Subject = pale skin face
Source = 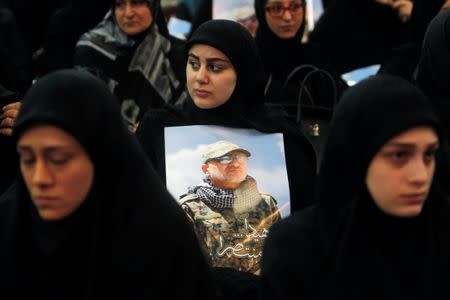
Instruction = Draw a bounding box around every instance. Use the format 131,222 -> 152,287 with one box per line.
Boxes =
115,0 -> 153,36
187,44 -> 237,109
366,127 -> 439,218
265,0 -> 304,39
17,125 -> 94,221
202,150 -> 249,189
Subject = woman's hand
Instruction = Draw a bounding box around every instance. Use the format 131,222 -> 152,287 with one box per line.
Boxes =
375,0 -> 413,23
442,0 -> 450,11
0,101 -> 21,136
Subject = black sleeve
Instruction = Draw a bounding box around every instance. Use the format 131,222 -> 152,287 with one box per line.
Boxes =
260,208 -> 319,300
135,110 -> 168,182
282,128 -> 317,212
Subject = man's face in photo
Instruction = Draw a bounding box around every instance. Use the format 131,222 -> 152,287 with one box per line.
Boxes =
202,150 -> 249,189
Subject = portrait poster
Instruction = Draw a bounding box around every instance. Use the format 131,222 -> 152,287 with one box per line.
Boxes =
212,0 -> 258,37
165,125 -> 290,274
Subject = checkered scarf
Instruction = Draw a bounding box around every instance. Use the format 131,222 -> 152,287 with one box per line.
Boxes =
76,10 -> 180,104
189,176 -> 262,212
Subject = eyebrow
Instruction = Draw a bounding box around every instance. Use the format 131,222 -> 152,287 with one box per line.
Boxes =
188,53 -> 231,64
384,141 -> 440,148
17,145 -> 71,153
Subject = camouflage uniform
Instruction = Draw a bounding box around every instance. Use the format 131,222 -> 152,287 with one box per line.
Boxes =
180,193 -> 281,275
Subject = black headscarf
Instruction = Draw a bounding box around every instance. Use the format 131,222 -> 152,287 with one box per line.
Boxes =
416,8 -> 450,138
0,69 -> 215,299
185,18 -> 266,109
254,0 -> 338,106
137,19 -> 317,213
254,0 -> 309,73
261,75 -> 450,299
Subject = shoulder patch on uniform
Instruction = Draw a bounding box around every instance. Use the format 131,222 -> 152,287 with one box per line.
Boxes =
260,192 -> 278,205
194,211 -> 223,221
179,193 -> 199,205
179,195 -> 224,221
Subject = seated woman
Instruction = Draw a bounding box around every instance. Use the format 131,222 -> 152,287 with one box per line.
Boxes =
136,19 -> 317,280
74,0 -> 186,126
253,0 -> 334,104
0,69 -> 216,299
260,75 -> 450,299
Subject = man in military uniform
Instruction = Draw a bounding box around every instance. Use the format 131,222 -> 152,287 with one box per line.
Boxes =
179,140 -> 281,275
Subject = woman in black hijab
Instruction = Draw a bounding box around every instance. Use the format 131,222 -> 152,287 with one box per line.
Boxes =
0,69 -> 216,299
261,75 -> 450,299
136,19 -> 317,214
416,8 -> 450,139
254,0 -> 327,103
136,19 -> 317,298
74,0 -> 186,126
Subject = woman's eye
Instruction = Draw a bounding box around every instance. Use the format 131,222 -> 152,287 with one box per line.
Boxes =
49,156 -> 70,166
424,148 -> 438,163
20,157 -> 35,166
271,4 -> 283,14
291,3 -> 302,11
387,151 -> 410,163
47,152 -> 73,166
115,1 -> 125,8
208,64 -> 223,73
188,60 -> 200,70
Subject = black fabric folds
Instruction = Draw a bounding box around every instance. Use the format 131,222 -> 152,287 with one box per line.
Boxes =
411,0 -> 446,46
380,0 -> 446,80
261,75 -> 450,299
416,8 -> 450,139
0,69 -> 216,299
310,0 -> 409,75
137,19 -> 317,213
0,84 -> 19,195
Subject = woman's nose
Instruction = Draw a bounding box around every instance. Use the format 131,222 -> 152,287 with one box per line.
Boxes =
32,160 -> 54,187
196,66 -> 209,83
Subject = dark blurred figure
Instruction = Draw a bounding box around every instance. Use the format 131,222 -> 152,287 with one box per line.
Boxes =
380,0 -> 447,80
0,84 -> 19,195
416,8 -> 450,139
310,0 -> 410,75
0,0 -> 109,80
0,8 -> 31,94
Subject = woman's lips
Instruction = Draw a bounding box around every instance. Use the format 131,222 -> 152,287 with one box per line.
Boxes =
194,89 -> 211,98
400,193 -> 427,204
280,26 -> 294,32
35,196 -> 58,205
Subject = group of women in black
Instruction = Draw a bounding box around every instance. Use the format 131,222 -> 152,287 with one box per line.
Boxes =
0,0 -> 450,299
